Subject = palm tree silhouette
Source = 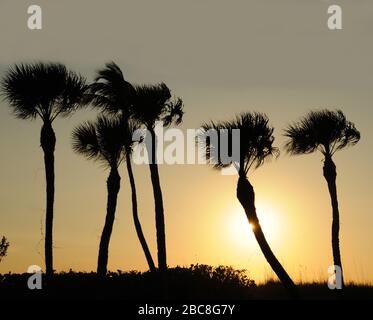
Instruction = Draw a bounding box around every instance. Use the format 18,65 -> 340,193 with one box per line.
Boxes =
72,115 -> 126,276
284,109 -> 360,287
88,62 -> 156,272
1,63 -> 87,276
198,112 -> 297,294
131,83 -> 183,272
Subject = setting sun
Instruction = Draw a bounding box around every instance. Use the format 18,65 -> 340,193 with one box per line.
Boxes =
225,201 -> 282,248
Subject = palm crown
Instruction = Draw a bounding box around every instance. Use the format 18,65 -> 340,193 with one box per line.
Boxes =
284,109 -> 360,156
87,62 -> 135,117
199,112 -> 279,175
72,116 -> 132,168
132,83 -> 183,129
1,62 -> 87,122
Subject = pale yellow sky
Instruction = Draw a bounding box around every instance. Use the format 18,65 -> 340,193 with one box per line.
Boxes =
0,0 -> 372,283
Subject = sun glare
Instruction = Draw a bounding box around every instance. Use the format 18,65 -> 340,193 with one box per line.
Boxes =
225,202 -> 281,248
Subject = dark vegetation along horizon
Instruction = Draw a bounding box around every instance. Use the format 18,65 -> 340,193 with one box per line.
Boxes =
1,265 -> 372,300
0,61 -> 368,299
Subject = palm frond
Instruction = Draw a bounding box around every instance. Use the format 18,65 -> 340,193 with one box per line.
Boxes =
53,70 -> 88,120
198,112 -> 278,173
95,115 -> 126,166
131,83 -> 172,128
162,97 -> 184,127
198,120 -> 228,169
87,62 -> 134,116
284,109 -> 361,156
1,62 -> 87,122
72,121 -> 100,161
72,115 -> 128,168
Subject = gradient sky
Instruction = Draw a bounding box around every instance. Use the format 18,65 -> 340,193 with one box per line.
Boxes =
0,0 -> 372,283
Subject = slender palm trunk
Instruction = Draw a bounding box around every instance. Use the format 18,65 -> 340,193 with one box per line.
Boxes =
97,166 -> 120,276
323,155 -> 344,287
40,122 -> 56,277
126,152 -> 156,272
237,175 -> 297,295
148,128 -> 167,271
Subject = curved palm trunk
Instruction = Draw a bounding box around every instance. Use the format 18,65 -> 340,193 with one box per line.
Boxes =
149,163 -> 167,271
323,155 -> 344,287
148,129 -> 167,271
126,152 -> 156,272
97,166 -> 120,276
148,129 -> 167,272
40,122 -> 56,277
237,175 -> 297,295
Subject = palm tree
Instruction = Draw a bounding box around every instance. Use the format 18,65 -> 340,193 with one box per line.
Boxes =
284,109 -> 360,287
198,112 -> 297,294
131,83 -> 183,272
87,62 -> 156,272
1,63 -> 87,276
72,115 -> 126,276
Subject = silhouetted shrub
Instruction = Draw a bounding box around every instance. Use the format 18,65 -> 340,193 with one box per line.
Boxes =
0,237 -> 9,263
0,265 -> 255,300
1,266 -> 372,300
